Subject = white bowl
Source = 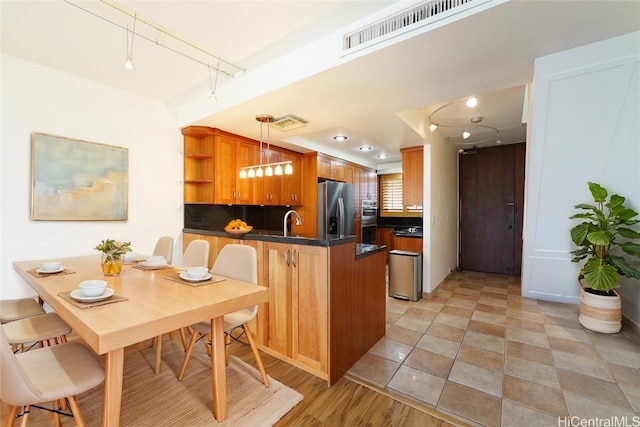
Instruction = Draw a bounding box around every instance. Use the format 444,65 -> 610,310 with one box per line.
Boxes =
79,280 -> 107,297
122,253 -> 136,262
187,266 -> 209,278
41,261 -> 62,271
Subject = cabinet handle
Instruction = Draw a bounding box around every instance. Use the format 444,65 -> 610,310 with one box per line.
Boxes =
292,250 -> 297,267
285,249 -> 290,266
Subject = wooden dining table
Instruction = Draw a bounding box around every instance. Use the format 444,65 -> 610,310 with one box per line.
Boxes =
13,254 -> 269,426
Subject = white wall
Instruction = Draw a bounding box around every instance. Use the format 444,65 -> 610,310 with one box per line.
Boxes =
424,134 -> 459,292
522,32 -> 640,328
1,54 -> 184,299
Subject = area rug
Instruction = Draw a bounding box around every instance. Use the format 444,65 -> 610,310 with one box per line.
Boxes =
65,338 -> 303,426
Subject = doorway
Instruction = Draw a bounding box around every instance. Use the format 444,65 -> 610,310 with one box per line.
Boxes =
458,143 -> 525,275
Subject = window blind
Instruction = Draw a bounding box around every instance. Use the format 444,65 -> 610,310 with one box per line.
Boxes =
381,174 -> 403,212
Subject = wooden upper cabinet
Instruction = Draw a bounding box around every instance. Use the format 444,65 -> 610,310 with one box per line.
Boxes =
234,138 -> 258,204
183,126 -> 214,204
401,146 -> 424,208
281,150 -> 303,206
212,132 -> 235,204
212,130 -> 258,205
317,154 -> 346,182
254,148 -> 282,205
182,126 -> 304,206
366,169 -> 378,201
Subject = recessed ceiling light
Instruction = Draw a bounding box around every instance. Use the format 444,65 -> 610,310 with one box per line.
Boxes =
376,154 -> 388,159
333,135 -> 347,141
358,146 -> 372,151
466,97 -> 478,108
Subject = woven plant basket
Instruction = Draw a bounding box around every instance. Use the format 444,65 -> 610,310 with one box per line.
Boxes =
578,287 -> 622,334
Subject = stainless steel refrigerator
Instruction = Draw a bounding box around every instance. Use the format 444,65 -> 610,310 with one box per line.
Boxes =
318,181 -> 355,238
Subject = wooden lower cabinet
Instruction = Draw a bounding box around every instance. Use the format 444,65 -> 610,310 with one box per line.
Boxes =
185,233 -> 385,385
393,236 -> 423,253
264,242 -> 328,377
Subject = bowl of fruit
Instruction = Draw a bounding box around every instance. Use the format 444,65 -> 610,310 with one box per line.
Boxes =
224,219 -> 253,235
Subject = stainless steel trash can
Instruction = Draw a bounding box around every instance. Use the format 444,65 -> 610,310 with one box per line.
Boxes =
389,250 -> 422,301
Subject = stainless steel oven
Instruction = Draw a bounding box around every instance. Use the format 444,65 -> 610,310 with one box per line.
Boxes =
361,200 -> 377,244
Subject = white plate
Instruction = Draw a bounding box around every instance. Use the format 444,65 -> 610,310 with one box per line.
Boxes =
138,261 -> 169,268
36,265 -> 66,274
178,271 -> 212,282
70,287 -> 115,302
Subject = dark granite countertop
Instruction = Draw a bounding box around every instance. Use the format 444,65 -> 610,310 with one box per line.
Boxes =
355,243 -> 387,259
184,228 -> 356,247
184,228 -> 387,260
394,231 -> 423,238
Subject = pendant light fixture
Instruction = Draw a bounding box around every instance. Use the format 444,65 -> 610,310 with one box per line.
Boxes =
208,57 -> 220,101
239,114 -> 294,179
123,14 -> 137,70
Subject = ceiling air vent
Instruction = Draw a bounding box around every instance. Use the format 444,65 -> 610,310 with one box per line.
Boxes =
343,0 -> 481,51
271,114 -> 308,132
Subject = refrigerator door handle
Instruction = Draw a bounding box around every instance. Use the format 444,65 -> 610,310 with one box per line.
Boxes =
337,197 -> 345,237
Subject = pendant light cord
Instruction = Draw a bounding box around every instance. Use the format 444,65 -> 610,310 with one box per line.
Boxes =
126,13 -> 137,62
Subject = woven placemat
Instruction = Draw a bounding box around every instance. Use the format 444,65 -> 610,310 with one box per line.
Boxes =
58,290 -> 128,309
164,272 -> 226,287
28,268 -> 76,278
133,264 -> 174,271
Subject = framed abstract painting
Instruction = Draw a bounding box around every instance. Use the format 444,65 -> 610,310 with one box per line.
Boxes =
31,133 -> 129,221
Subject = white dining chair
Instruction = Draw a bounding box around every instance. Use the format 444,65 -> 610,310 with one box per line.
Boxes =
151,239 -> 210,374
2,312 -> 72,352
177,244 -> 269,387
152,235 -> 174,264
0,298 -> 45,324
182,239 -> 210,268
0,328 -> 104,427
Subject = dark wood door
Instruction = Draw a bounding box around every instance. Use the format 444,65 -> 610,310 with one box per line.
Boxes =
459,144 -> 525,275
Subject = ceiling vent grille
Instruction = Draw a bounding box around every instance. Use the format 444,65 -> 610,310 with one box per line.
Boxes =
271,114 -> 308,132
344,0 -> 479,51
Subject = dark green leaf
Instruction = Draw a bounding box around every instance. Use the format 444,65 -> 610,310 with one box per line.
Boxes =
618,228 -> 640,239
569,213 -> 596,220
570,224 -> 590,245
588,182 -> 607,203
609,255 -> 640,279
574,203 -> 596,210
617,208 -> 639,221
607,194 -> 625,209
621,242 -> 640,258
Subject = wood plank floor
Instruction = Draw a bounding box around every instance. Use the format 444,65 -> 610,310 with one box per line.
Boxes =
230,340 -> 464,427
1,336 -> 464,426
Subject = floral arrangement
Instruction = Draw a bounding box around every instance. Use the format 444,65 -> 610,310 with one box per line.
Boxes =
95,239 -> 132,263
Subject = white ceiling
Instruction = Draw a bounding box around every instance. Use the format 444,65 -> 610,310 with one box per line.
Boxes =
2,0 -> 639,168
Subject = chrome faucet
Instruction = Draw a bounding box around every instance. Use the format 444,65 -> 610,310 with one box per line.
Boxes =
283,209 -> 302,237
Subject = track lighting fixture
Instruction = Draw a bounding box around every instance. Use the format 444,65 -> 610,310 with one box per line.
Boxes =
427,95 -> 501,145
63,0 -> 245,85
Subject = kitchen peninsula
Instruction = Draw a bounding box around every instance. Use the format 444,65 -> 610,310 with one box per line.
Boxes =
183,228 -> 386,385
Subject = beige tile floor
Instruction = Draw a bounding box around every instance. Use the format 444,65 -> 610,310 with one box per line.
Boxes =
347,270 -> 640,427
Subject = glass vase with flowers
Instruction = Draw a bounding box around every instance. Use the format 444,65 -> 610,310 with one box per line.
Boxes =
95,239 -> 132,276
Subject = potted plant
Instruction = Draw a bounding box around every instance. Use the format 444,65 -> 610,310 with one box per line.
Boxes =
569,182 -> 640,333
95,239 -> 132,276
